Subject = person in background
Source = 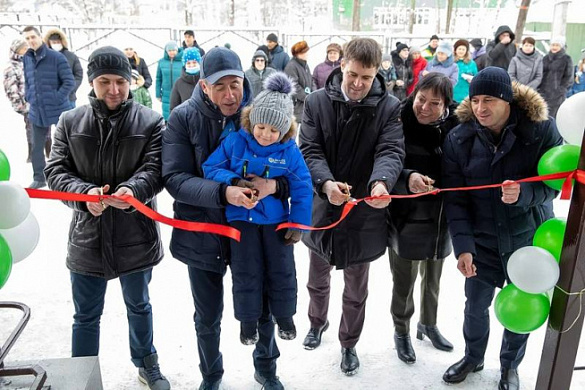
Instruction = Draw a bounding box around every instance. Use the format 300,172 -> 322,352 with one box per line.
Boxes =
470,39 -> 488,71
131,69 -> 152,109
508,37 -> 543,90
407,46 -> 427,96
44,28 -> 83,109
567,51 -> 585,97
312,43 -> 343,90
422,41 -> 458,87
539,37 -> 574,118
486,25 -> 517,70
422,35 -> 439,62
156,41 -> 183,120
266,33 -> 290,71
453,39 -> 478,102
256,45 -> 273,68
388,73 -> 459,365
378,53 -> 397,95
182,30 -> 205,56
125,47 -> 153,89
245,50 -> 276,98
392,42 -> 412,101
284,40 -> 312,123
3,38 -> 33,162
170,47 -> 201,111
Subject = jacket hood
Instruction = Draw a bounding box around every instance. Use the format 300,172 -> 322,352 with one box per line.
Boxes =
163,47 -> 183,61
430,54 -> 454,67
494,25 -> 515,42
271,45 -> 284,54
324,66 -> 387,106
456,82 -> 548,123
43,28 -> 69,49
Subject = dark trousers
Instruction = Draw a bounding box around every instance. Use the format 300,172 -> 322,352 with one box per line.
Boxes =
188,266 -> 280,383
464,277 -> 529,369
70,269 -> 156,367
31,124 -> 50,181
389,250 -> 445,334
307,251 -> 370,349
229,221 -> 297,323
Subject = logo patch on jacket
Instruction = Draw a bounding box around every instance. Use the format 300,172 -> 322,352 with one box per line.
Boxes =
268,157 -> 286,164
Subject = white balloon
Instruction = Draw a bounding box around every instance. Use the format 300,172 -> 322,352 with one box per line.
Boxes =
556,93 -> 585,145
507,246 -> 560,294
0,182 -> 30,229
0,212 -> 40,263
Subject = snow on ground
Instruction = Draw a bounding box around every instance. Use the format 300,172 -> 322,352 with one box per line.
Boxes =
1,39 -> 584,390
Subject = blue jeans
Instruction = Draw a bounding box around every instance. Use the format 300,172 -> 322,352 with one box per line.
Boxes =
70,269 -> 156,367
31,124 -> 50,182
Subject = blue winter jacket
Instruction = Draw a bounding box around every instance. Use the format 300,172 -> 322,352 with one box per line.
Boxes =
23,43 -> 75,127
203,129 -> 312,226
425,55 -> 459,87
156,48 -> 184,120
269,45 -> 290,72
162,79 -> 252,273
442,83 -> 563,287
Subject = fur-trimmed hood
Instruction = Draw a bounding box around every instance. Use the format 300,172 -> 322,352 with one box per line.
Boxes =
43,28 -> 69,49
455,82 -> 548,123
240,105 -> 297,144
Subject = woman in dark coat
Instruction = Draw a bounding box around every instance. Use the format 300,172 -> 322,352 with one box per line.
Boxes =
124,47 -> 152,89
170,47 -> 201,112
388,73 -> 459,365
284,41 -> 313,122
538,37 -> 574,117
391,43 -> 413,101
312,43 -> 342,90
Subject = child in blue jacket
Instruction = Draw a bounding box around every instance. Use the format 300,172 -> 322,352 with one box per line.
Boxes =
203,72 -> 312,345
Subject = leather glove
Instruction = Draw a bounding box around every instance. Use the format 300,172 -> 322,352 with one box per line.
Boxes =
284,229 -> 302,246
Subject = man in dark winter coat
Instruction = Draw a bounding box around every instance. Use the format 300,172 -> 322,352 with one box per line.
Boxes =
44,46 -> 170,390
44,28 -> 83,108
266,33 -> 290,71
299,38 -> 405,376
163,47 -> 290,390
485,25 -> 517,70
538,36 -> 574,118
183,29 -> 206,56
22,26 -> 74,189
441,67 -> 563,390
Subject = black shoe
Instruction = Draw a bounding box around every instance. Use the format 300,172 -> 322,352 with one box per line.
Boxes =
254,371 -> 284,390
340,347 -> 359,376
416,323 -> 454,351
302,320 -> 329,350
499,368 -> 519,390
28,181 -> 46,189
394,333 -> 416,364
198,378 -> 221,390
240,321 -> 259,345
137,353 -> 170,390
276,317 -> 297,340
443,357 -> 484,384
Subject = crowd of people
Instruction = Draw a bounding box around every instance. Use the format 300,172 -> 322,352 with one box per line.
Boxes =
1,24 -> 584,390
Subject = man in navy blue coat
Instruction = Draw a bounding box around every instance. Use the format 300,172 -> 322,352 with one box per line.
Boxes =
162,47 -> 290,390
22,26 -> 74,189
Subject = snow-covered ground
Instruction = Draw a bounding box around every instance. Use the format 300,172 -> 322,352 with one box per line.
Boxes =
1,39 -> 584,390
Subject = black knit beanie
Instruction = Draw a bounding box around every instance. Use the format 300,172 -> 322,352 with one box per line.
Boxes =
87,46 -> 132,82
469,67 -> 513,103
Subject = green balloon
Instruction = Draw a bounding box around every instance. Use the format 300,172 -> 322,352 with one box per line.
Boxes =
537,145 -> 581,190
533,218 -> 567,263
495,284 -> 550,334
0,149 -> 10,181
0,234 -> 12,289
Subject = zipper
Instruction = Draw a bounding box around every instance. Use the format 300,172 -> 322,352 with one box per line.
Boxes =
433,199 -> 444,261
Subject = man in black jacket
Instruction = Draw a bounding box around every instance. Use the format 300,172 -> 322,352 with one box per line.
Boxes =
485,25 -> 517,70
44,46 -> 170,390
44,28 -> 83,108
299,37 -> 405,376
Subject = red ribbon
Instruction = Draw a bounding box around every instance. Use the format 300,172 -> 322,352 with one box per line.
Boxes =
25,188 -> 241,242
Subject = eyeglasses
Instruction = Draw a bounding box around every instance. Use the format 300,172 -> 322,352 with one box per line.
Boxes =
255,59 -> 265,62
124,48 -> 133,51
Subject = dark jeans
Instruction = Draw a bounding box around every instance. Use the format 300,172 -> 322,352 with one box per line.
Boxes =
188,266 -> 280,383
70,269 -> 156,367
31,124 -> 50,181
307,251 -> 370,349
464,277 -> 529,369
389,250 -> 445,334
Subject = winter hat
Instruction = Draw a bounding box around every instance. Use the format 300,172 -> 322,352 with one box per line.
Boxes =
10,39 -> 27,54
326,43 -> 342,55
87,46 -> 132,82
291,41 -> 309,56
436,41 -> 453,56
470,39 -> 483,50
249,72 -> 295,141
224,43 -> 231,49
396,42 -> 409,53
131,69 -> 140,80
454,39 -> 469,52
469,66 -> 513,103
382,54 -> 392,62
550,36 -> 566,48
252,50 -> 268,62
200,47 -> 244,85
182,47 -> 202,66
430,34 -> 440,41
165,41 -> 179,51
522,37 -> 536,45
409,46 -> 421,54
266,33 -> 278,43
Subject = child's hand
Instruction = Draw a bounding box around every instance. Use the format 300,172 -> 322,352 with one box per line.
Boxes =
284,229 -> 302,245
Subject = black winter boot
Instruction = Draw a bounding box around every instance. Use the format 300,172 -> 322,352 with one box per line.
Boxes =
394,333 -> 416,364
138,353 -> 170,390
416,323 -> 453,351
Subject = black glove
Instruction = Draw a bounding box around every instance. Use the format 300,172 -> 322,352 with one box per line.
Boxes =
284,229 -> 302,246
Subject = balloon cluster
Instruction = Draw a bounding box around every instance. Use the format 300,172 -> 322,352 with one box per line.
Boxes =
494,94 -> 584,334
0,149 -> 41,289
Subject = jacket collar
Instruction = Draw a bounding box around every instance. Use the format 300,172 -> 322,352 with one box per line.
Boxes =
88,90 -> 133,119
324,67 -> 386,107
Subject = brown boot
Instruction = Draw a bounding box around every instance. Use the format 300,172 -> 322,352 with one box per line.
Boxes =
27,143 -> 32,163
44,138 -> 52,159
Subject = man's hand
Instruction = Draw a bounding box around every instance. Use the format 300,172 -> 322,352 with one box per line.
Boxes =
365,181 -> 390,208
457,252 -> 477,278
284,229 -> 302,245
500,36 -> 511,45
103,186 -> 134,210
87,185 -> 109,217
247,174 -> 277,201
323,180 -> 351,206
226,186 -> 258,209
408,173 -> 435,193
501,180 -> 520,204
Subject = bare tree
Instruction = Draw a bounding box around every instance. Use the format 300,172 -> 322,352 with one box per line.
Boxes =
408,0 -> 416,34
445,0 -> 454,35
352,0 -> 360,31
514,0 -> 531,41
